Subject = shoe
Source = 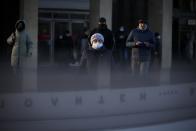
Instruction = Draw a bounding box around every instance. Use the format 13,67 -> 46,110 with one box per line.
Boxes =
69,62 -> 80,67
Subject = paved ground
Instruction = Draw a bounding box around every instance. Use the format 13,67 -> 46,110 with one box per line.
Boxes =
1,58 -> 196,93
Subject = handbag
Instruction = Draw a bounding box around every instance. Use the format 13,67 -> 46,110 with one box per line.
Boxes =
7,32 -> 16,46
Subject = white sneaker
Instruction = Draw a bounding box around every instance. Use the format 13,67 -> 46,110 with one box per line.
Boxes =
69,62 -> 80,67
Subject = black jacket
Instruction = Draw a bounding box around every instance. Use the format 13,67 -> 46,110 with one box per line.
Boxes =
114,29 -> 128,48
86,47 -> 111,73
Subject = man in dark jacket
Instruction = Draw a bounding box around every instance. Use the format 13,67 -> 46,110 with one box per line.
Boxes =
126,19 -> 155,76
88,17 -> 114,50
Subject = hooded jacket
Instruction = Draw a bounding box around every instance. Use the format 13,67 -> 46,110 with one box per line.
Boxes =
7,20 -> 33,67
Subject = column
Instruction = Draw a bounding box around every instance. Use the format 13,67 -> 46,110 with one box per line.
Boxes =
160,0 -> 173,84
89,0 -> 100,30
99,0 -> 113,30
148,0 -> 162,33
89,0 -> 113,30
20,0 -> 38,91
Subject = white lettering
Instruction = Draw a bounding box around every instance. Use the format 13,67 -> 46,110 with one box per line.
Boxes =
24,98 -> 33,108
51,97 -> 59,106
120,94 -> 126,103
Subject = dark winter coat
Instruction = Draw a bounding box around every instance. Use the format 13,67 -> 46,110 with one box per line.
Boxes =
86,47 -> 111,74
126,26 -> 155,61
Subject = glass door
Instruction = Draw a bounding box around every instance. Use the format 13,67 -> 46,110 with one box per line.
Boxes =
54,21 -> 70,64
38,21 -> 52,65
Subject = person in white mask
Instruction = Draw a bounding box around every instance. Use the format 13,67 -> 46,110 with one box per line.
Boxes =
87,33 -> 111,88
90,33 -> 104,50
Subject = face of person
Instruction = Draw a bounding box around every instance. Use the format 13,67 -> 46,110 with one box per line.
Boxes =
138,22 -> 145,30
16,22 -> 25,32
92,39 -> 103,50
66,32 -> 71,37
98,22 -> 106,28
120,26 -> 124,32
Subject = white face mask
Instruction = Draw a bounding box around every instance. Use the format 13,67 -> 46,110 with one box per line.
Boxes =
92,41 -> 103,50
120,26 -> 124,32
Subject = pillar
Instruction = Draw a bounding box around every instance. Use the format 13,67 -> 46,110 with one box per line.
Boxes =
89,0 -> 100,30
160,0 -> 173,84
148,0 -> 162,33
89,0 -> 113,30
99,0 -> 113,30
20,0 -> 38,91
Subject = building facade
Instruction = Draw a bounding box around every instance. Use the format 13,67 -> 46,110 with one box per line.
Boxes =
1,0 -> 196,90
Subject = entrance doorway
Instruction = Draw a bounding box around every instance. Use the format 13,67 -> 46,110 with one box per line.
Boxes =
38,10 -> 89,66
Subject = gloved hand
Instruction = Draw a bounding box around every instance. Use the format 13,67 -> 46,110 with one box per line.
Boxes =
135,41 -> 143,46
144,42 -> 150,47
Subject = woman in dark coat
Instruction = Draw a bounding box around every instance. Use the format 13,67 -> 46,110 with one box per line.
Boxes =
87,33 -> 111,88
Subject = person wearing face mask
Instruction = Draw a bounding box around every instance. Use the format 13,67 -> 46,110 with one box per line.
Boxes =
91,33 -> 104,50
86,33 -> 111,88
126,19 -> 155,76
87,33 -> 106,70
114,26 -> 128,68
88,17 -> 114,50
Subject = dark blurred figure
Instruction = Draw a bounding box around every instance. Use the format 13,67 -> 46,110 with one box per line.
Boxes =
150,32 -> 161,70
64,30 -> 74,63
69,28 -> 89,69
114,26 -> 128,69
186,32 -> 195,62
55,30 -> 73,64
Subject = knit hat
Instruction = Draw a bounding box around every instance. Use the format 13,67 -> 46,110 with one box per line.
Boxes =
15,20 -> 26,32
99,17 -> 106,23
15,20 -> 25,29
90,33 -> 104,44
138,19 -> 144,24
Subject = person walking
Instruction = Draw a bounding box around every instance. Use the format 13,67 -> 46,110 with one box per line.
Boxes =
7,20 -> 33,87
126,19 -> 155,76
7,20 -> 33,73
